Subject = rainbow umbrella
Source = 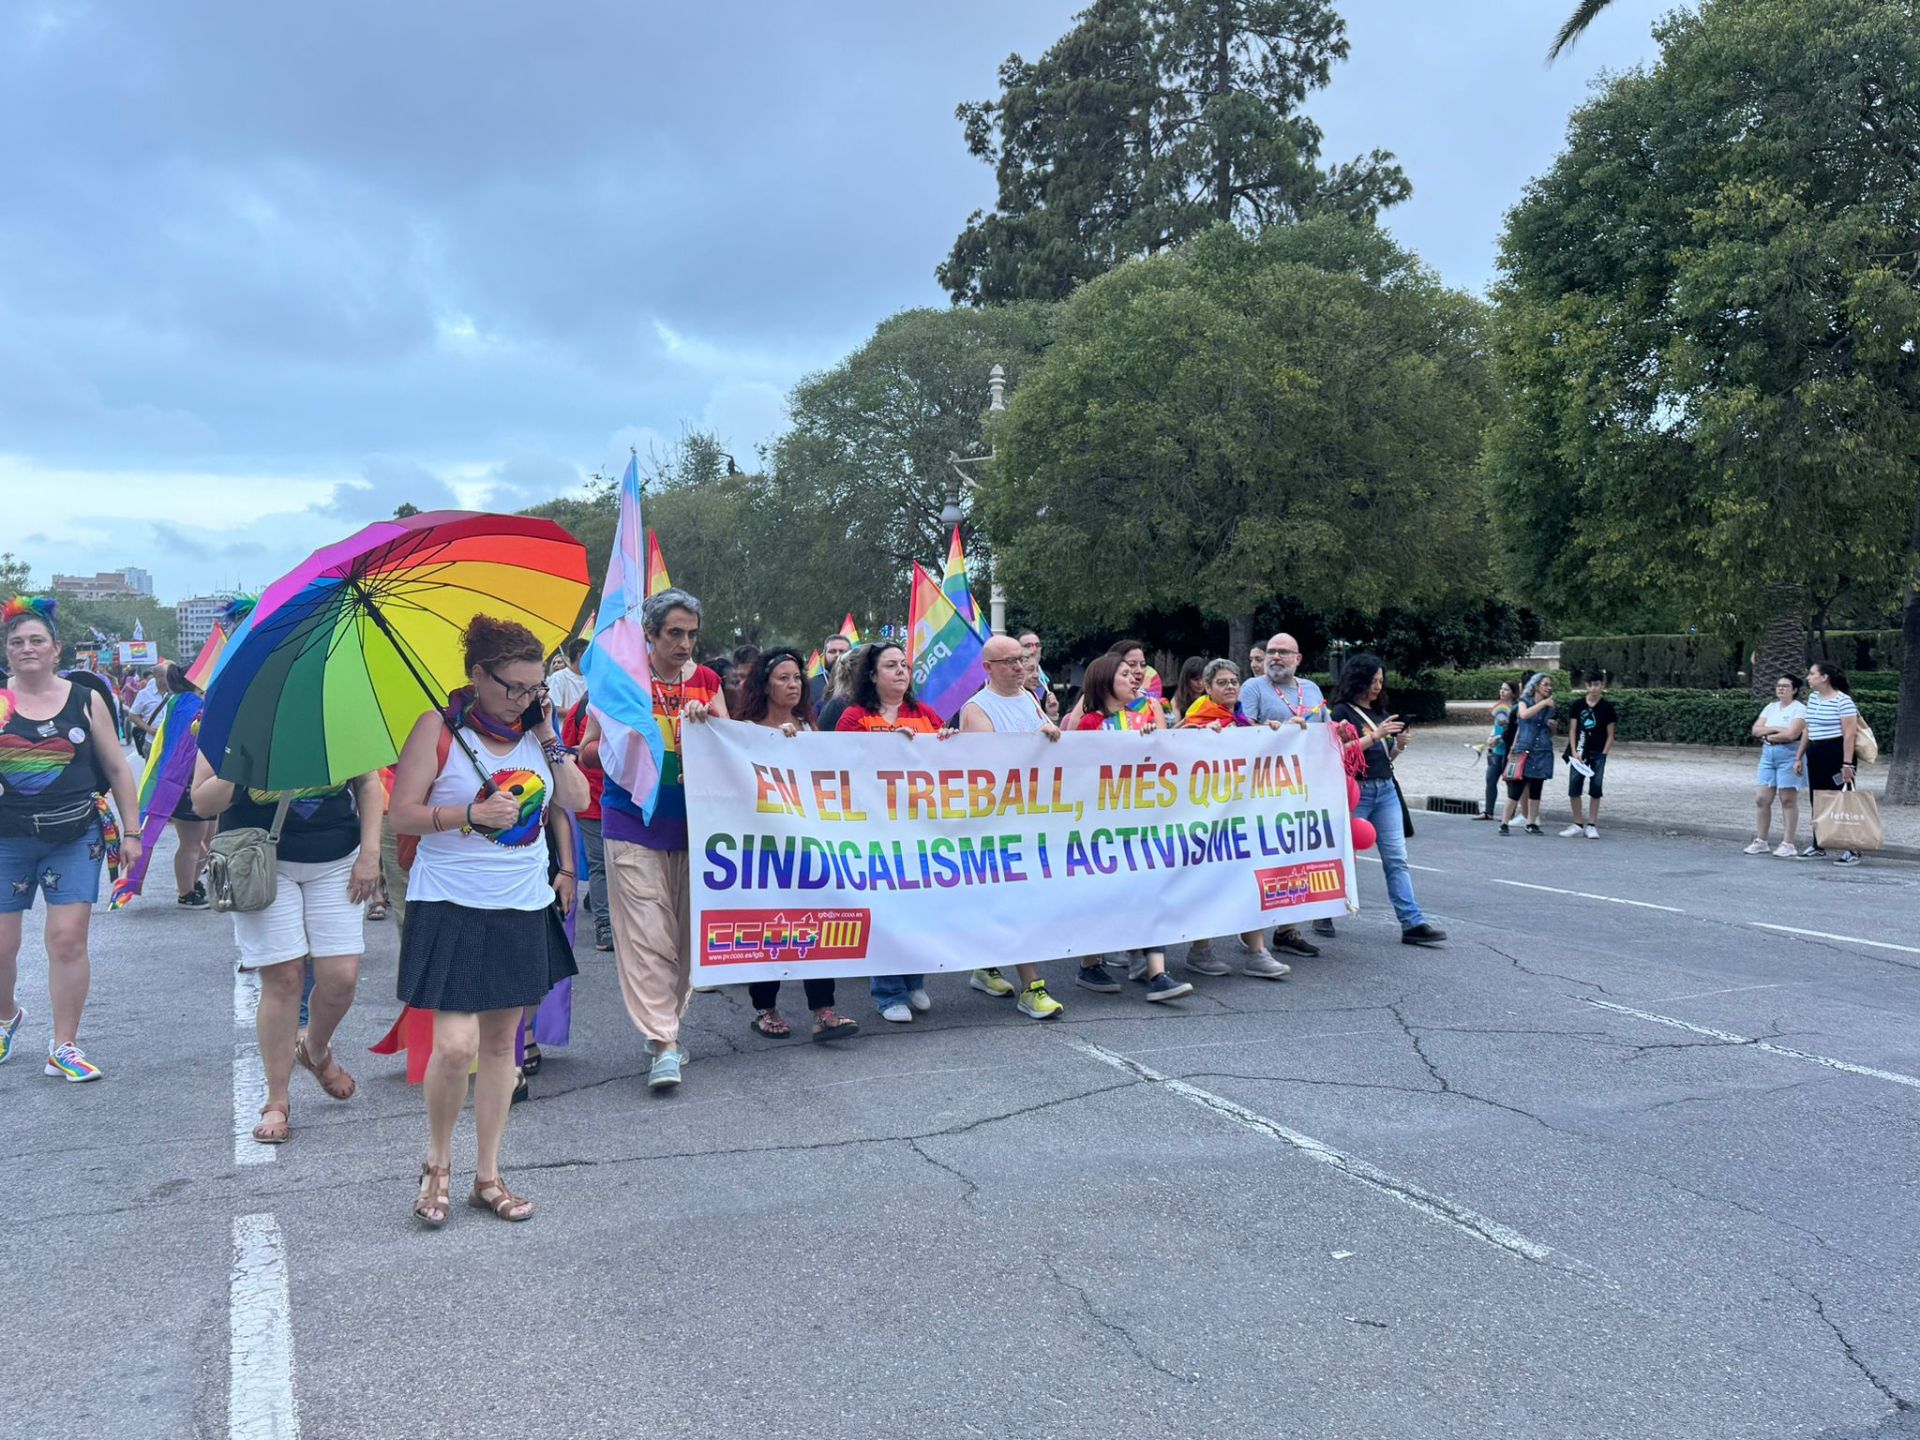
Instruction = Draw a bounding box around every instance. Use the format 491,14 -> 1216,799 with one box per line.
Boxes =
198,511 -> 590,791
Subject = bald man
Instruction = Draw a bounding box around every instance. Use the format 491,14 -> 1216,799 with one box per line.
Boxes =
958,637 -> 1064,1020
1233,631 -> 1334,956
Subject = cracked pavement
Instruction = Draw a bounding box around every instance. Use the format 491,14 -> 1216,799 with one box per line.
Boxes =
8,816 -> 1920,1438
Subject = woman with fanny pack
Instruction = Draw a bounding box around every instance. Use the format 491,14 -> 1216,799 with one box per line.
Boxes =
0,597 -> 143,1082
190,758 -> 383,1144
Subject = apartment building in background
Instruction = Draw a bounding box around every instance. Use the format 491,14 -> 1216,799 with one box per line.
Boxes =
51,566 -> 154,600
176,592 -> 237,655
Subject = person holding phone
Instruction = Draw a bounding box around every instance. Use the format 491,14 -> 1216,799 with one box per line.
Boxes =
1500,675 -> 1558,835
387,615 -> 587,1228
1329,655 -> 1446,948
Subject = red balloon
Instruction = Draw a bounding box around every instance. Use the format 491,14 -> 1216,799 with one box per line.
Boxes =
1351,815 -> 1377,851
1345,775 -> 1361,810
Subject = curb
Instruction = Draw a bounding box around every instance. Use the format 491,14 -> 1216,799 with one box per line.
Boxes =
1403,794 -> 1920,866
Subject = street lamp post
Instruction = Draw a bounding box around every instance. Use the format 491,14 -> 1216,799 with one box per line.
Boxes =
945,363 -> 1009,636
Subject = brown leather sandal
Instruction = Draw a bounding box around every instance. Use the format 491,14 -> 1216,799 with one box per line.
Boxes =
295,1034 -> 357,1101
413,1161 -> 452,1228
469,1175 -> 534,1222
251,1101 -> 290,1144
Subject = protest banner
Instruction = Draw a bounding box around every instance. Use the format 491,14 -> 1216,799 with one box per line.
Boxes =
117,640 -> 158,667
683,719 -> 1353,985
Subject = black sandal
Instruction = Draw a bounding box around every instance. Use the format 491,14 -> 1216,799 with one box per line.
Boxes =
522,1041 -> 542,1076
511,1069 -> 530,1105
812,1008 -> 859,1041
751,1008 -> 792,1039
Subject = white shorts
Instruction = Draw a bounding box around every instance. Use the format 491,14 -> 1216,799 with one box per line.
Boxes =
232,852 -> 366,970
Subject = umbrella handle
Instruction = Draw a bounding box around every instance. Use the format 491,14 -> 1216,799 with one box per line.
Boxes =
354,585 -> 499,792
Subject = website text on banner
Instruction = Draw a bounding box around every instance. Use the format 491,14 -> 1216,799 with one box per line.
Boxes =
683,720 -> 1353,985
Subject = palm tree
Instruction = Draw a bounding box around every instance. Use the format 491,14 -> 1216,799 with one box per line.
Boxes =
1549,0 -> 1615,60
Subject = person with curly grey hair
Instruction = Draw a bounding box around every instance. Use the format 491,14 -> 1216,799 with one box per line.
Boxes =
582,588 -> 729,1092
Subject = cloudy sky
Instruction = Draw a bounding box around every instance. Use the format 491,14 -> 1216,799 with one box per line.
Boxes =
2,0 -> 1670,602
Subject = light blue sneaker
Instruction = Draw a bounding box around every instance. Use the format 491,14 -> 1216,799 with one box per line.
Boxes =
648,1046 -> 682,1091
0,1006 -> 24,1065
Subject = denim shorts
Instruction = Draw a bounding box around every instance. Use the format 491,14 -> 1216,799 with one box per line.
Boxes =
0,822 -> 105,913
1756,743 -> 1807,791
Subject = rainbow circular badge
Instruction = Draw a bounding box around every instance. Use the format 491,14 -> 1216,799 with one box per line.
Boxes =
485,768 -> 547,847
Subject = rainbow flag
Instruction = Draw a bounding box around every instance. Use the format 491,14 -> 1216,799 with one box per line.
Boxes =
805,649 -> 823,681
111,692 -> 202,908
838,613 -> 862,644
184,595 -> 257,690
941,527 -> 975,623
579,456 -> 665,815
645,529 -> 671,597
906,563 -> 986,724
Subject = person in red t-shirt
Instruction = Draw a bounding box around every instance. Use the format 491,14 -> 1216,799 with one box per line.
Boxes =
561,692 -> 610,952
1067,655 -> 1193,1003
835,643 -> 950,1022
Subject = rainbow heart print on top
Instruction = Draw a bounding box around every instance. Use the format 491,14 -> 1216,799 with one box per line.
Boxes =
485,768 -> 547,847
0,732 -> 77,796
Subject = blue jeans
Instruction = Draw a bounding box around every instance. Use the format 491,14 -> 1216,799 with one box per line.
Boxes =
1354,780 -> 1424,930
1483,751 -> 1505,815
869,973 -> 926,1008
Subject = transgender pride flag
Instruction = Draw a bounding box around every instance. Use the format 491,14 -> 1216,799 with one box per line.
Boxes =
580,456 -> 665,817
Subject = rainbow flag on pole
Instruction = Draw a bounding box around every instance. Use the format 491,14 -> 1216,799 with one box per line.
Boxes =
110,692 -> 203,908
837,613 -> 862,644
645,530 -> 671,597
906,563 -> 986,723
580,456 -> 665,816
941,526 -> 992,640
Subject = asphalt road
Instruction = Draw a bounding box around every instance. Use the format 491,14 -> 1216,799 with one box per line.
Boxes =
8,813 -> 1920,1440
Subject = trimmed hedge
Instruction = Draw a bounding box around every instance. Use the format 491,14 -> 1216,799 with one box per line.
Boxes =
1421,667 -> 1571,702
1817,630 -> 1901,673
1313,675 -> 1449,725
1562,634 -> 1737,689
1611,692 -> 1896,747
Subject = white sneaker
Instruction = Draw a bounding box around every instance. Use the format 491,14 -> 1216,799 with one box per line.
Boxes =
879,1003 -> 913,1023
1559,824 -> 1584,838
1773,841 -> 1798,858
1584,825 -> 1599,839
1743,838 -> 1770,855
906,988 -> 932,1013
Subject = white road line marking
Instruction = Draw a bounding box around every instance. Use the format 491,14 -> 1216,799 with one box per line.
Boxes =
1750,924 -> 1920,958
1488,878 -> 1684,913
1649,982 -> 1805,1003
234,1043 -> 272,1166
1065,1036 -> 1595,1277
233,968 -> 259,1029
229,1213 -> 299,1440
1358,855 -> 1443,873
1585,1000 -> 1920,1091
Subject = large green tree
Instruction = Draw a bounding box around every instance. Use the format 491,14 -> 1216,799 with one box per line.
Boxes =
1489,0 -> 1920,801
981,218 -> 1495,661
769,304 -> 1056,638
940,0 -> 1409,306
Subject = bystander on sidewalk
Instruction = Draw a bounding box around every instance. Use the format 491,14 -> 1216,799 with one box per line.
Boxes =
1394,718 -> 1918,857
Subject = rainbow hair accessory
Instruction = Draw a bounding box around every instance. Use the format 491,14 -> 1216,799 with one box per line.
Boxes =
2,596 -> 57,630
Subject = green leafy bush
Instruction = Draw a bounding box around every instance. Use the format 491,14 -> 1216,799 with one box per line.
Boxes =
1611,692 -> 1896,746
1420,667 -> 1570,702
1561,634 -> 1737,688
1816,631 -> 1901,673
1314,676 -> 1449,725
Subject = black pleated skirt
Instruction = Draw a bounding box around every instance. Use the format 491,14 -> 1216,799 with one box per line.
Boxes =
397,900 -> 578,1013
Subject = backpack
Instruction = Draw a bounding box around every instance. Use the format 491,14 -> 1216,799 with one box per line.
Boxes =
206,797 -> 292,913
394,724 -> 456,873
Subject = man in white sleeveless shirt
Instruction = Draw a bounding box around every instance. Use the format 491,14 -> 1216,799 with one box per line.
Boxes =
957,635 -> 1065,1020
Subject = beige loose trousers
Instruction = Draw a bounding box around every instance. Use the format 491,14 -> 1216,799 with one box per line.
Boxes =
605,839 -> 692,1048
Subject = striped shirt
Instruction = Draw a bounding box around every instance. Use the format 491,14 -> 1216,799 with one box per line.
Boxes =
1804,690 -> 1859,742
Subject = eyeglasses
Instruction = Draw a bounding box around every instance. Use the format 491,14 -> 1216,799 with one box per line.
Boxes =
485,666 -> 549,704
986,657 -> 1026,667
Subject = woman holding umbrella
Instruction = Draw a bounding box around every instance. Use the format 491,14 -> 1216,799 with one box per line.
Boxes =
389,615 -> 588,1227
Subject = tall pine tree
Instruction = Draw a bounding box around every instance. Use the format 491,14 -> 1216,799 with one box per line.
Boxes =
939,0 -> 1408,306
